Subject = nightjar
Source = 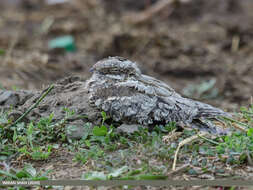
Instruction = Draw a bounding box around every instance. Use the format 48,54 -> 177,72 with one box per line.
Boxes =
86,56 -> 230,134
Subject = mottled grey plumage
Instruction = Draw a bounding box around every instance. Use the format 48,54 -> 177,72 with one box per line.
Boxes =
86,56 -> 229,134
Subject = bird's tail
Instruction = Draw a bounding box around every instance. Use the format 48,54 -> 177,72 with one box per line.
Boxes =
194,100 -> 231,118
191,118 -> 230,135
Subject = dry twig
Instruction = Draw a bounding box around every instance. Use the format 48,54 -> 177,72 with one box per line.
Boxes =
123,0 -> 191,24
172,132 -> 208,171
168,163 -> 190,176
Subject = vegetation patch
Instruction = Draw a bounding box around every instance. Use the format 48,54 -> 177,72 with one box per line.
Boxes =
1,104 -> 252,189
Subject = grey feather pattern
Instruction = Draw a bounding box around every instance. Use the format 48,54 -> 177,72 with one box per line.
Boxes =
86,56 -> 229,135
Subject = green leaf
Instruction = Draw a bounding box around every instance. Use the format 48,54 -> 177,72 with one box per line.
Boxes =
0,170 -> 19,180
18,146 -> 29,154
247,128 -> 253,137
30,147 -> 51,160
16,170 -> 30,178
92,125 -> 108,136
23,165 -> 37,177
119,176 -> 136,180
136,174 -> 167,180
101,111 -> 107,121
108,166 -> 128,178
0,49 -> 5,55
40,169 -> 52,179
127,169 -> 142,176
85,140 -> 91,147
31,151 -> 43,160
13,129 -> 17,142
82,171 -> 107,180
81,123 -> 93,140
32,176 -> 48,180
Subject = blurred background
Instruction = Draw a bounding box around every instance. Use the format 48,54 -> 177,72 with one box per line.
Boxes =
0,0 -> 253,110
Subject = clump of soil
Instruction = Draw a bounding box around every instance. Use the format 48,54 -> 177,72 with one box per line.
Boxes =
0,76 -> 102,124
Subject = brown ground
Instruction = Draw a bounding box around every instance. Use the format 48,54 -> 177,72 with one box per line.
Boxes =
0,0 -> 253,111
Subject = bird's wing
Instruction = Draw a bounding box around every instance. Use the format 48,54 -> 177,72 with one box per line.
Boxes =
139,74 -> 229,118
89,78 -> 229,129
89,80 -> 196,124
139,75 -> 179,97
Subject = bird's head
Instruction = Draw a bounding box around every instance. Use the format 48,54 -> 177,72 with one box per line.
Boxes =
90,57 -> 141,77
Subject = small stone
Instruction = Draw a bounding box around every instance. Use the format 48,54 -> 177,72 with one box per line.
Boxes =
66,121 -> 92,140
0,91 -> 12,104
116,124 -> 142,134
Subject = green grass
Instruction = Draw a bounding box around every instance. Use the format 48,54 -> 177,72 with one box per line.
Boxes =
0,104 -> 252,184
0,164 -> 50,181
0,49 -> 5,56
0,164 -> 51,190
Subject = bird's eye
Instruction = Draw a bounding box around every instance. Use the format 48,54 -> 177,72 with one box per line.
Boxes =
128,73 -> 135,77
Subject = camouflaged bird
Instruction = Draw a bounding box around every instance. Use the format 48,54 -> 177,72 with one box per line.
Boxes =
86,56 -> 230,134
